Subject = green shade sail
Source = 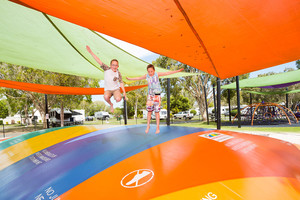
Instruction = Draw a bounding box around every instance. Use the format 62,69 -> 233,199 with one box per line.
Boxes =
0,0 -> 192,81
243,90 -> 300,95
222,69 -> 300,89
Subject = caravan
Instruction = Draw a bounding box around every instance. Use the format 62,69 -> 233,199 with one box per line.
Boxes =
49,108 -> 72,127
72,109 -> 85,124
152,109 -> 167,120
49,108 -> 84,127
95,111 -> 110,120
143,109 -> 167,120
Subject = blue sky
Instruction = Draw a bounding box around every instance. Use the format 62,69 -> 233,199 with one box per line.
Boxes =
249,61 -> 297,78
92,34 -> 297,107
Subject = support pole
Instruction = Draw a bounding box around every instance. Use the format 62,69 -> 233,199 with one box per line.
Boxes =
236,76 -> 241,128
45,94 -> 49,129
217,78 -> 221,130
213,84 -> 217,122
286,87 -> 289,108
167,67 -> 171,126
250,93 -> 253,119
204,85 -> 209,125
123,97 -> 127,125
227,89 -> 231,122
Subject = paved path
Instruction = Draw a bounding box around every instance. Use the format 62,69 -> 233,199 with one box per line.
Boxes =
232,130 -> 300,145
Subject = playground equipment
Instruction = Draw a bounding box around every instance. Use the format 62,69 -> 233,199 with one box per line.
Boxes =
232,102 -> 298,125
292,103 -> 300,120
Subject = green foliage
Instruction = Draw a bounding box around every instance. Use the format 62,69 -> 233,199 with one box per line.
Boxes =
153,55 -> 214,121
126,80 -> 148,118
78,100 -> 92,116
296,60 -> 300,70
284,68 -> 295,72
170,95 -> 191,113
78,100 -> 109,116
230,109 -> 238,116
190,109 -> 196,115
49,72 -> 99,110
125,92 -> 137,118
114,107 -> 123,117
221,74 -> 249,103
137,110 -> 143,118
152,56 -> 184,98
0,62 -> 99,124
0,100 -> 9,119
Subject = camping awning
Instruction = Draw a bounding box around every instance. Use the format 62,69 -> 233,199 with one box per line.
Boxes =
222,70 -> 300,89
0,79 -> 147,95
0,0 -> 191,81
10,0 -> 300,79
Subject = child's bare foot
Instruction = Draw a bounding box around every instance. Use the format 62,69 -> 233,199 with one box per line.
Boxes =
145,127 -> 150,134
155,129 -> 160,134
110,104 -> 114,113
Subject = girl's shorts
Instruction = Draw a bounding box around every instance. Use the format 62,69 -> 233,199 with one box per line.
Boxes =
146,94 -> 161,113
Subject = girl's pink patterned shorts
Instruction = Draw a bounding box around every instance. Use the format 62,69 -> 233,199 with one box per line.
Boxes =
146,94 -> 161,112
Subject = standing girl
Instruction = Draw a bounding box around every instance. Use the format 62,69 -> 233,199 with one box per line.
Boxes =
127,64 -> 183,134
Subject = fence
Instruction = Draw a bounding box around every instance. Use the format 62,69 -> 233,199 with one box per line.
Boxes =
0,122 -> 46,139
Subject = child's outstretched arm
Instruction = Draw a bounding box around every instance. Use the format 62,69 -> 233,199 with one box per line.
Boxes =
157,68 -> 184,77
86,45 -> 103,66
126,74 -> 147,81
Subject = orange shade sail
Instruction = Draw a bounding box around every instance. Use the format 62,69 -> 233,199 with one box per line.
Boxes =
0,79 -> 147,95
12,0 -> 300,79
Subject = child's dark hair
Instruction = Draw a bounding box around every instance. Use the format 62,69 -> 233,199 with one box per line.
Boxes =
147,64 -> 155,71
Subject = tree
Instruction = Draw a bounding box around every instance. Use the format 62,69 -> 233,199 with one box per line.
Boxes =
78,100 -> 92,116
190,109 -> 197,116
170,95 -> 191,114
78,100 -> 109,117
0,100 -> 9,119
153,56 -> 214,120
126,80 -> 148,119
152,56 -> 184,98
179,66 -> 214,120
89,101 -> 110,116
221,73 -> 250,106
0,62 -> 99,127
296,60 -> 300,69
48,73 -> 99,127
114,107 -> 123,117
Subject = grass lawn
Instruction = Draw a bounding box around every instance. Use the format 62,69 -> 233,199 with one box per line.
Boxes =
172,121 -> 300,133
84,118 -> 147,126
84,118 -> 300,133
